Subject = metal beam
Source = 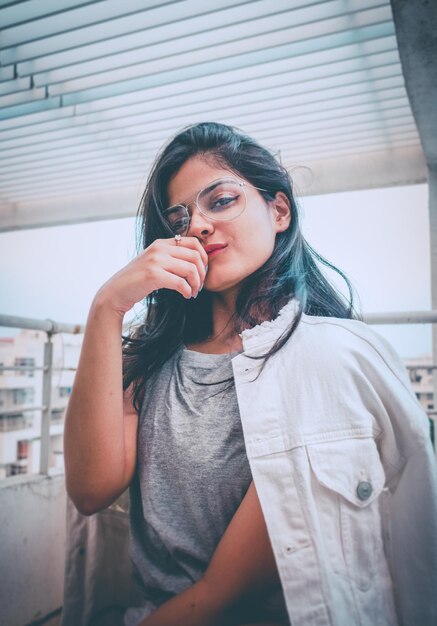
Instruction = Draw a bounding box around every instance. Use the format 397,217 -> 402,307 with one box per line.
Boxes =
0,81 -> 409,155
0,119 -> 416,181
0,95 -> 412,164
0,0 -> 176,48
14,0 -> 368,76
0,61 -> 403,141
391,0 -> 437,168
55,23 -> 396,106
391,0 -> 437,454
0,147 -> 426,232
0,130 -> 420,196
0,1 -> 101,29
0,0 -> 242,63
31,4 -> 391,87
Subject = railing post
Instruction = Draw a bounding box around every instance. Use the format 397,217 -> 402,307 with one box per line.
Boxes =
40,334 -> 53,475
429,164 -> 437,459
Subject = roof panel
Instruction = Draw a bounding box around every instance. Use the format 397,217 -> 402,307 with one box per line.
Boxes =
0,88 -> 410,160
0,78 -> 407,152
0,0 -> 426,230
14,0 -> 337,75
0,61 -> 402,141
0,76 -> 30,95
0,0 -> 176,47
57,26 -> 396,106
0,123 -> 419,190
0,72 -> 406,149
0,1 -> 102,29
70,43 -> 399,115
30,2 -> 389,85
0,0 -> 241,62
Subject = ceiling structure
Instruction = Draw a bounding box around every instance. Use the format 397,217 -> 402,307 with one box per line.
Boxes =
0,0 -> 429,232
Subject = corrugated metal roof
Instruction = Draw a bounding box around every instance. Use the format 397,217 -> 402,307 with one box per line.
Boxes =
0,0 -> 426,231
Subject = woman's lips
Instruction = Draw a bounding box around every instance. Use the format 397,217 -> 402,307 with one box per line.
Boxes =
205,244 -> 227,258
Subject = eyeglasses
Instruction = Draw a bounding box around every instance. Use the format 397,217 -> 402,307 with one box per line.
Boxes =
162,176 -> 268,237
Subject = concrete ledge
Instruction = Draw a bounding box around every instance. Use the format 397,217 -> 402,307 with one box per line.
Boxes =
0,473 -> 66,626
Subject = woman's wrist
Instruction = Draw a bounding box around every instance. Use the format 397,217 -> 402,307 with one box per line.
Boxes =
90,289 -> 126,323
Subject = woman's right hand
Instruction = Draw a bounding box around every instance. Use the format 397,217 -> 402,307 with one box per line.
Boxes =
94,236 -> 209,318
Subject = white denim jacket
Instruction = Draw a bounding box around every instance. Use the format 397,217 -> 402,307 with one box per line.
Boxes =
231,299 -> 437,626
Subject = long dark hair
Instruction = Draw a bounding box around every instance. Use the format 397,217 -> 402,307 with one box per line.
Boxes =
123,122 -> 360,411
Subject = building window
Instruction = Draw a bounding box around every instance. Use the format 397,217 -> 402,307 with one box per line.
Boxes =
14,357 -> 35,377
17,440 -> 29,460
409,370 -> 422,383
415,393 -> 421,400
427,393 -> 434,401
51,408 -> 65,421
0,414 -> 26,432
12,388 -> 34,405
8,463 -> 27,476
428,404 -> 434,411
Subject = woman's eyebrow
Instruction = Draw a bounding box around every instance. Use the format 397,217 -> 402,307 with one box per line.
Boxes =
170,188 -> 198,208
171,178 -> 225,207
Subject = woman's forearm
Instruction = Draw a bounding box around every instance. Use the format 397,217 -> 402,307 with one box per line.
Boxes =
137,579 -> 229,626
202,482 -> 280,602
63,295 -> 127,514
138,482 -> 282,626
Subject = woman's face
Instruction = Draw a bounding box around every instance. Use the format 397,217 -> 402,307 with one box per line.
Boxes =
167,156 -> 290,295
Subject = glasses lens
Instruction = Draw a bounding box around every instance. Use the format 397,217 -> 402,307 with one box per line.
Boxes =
197,178 -> 245,221
162,205 -> 190,235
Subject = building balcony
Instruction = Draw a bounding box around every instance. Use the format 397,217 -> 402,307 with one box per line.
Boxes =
0,413 -> 31,432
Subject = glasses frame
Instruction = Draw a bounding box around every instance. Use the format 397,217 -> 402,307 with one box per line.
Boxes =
162,176 -> 269,236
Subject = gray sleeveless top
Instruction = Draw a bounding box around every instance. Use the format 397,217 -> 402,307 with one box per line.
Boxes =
125,346 -> 290,626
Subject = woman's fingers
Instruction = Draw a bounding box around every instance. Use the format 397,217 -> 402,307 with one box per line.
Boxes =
95,236 -> 209,316
159,257 -> 204,297
145,238 -> 208,297
170,235 -> 209,269
166,244 -> 208,285
156,270 -> 194,299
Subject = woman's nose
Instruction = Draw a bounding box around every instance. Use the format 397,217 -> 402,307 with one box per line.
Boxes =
187,207 -> 214,238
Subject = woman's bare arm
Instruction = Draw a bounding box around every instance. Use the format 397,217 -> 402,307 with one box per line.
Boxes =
64,237 -> 207,515
63,297 -> 138,515
138,481 -> 282,626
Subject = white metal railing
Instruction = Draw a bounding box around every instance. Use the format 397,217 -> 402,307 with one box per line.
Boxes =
0,309 -> 435,479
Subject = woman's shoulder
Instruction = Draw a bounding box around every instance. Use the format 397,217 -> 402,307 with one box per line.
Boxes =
291,312 -> 410,387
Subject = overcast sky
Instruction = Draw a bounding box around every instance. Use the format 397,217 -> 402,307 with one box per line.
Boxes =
0,183 -> 431,359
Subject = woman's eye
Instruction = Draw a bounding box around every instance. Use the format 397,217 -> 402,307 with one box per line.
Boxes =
210,194 -> 239,211
172,223 -> 185,233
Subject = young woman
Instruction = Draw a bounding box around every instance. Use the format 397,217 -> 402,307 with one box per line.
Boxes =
64,122 -> 437,626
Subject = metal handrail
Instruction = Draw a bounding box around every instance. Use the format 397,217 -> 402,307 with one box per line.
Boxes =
362,311 -> 437,324
0,309 -> 436,476
1,310 -> 437,334
0,406 -> 46,416
0,365 -> 48,372
0,314 -> 84,335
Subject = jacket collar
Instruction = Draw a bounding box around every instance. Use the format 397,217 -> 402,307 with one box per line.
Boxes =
239,297 -> 301,352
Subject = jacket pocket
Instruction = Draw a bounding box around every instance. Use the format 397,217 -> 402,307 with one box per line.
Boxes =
306,437 -> 386,590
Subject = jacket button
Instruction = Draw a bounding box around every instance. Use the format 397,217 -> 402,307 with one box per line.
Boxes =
356,481 -> 373,500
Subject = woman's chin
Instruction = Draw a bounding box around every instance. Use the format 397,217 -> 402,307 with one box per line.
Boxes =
204,278 -> 243,296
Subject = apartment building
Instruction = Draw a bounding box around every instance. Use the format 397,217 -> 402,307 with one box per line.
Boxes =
0,330 -> 81,479
405,353 -> 435,412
